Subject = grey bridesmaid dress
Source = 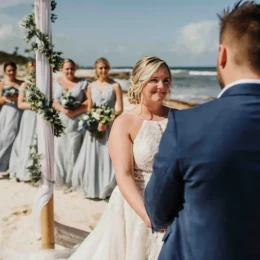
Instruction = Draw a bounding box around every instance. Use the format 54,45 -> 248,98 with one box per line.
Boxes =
54,79 -> 88,188
0,86 -> 23,171
9,87 -> 37,181
72,81 -> 116,199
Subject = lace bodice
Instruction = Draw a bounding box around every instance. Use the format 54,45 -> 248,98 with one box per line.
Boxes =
133,119 -> 168,173
132,119 -> 168,191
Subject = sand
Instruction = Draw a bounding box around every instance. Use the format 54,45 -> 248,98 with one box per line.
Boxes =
0,73 -> 191,258
0,176 -> 107,258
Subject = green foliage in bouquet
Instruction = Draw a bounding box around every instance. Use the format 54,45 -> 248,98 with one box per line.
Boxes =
2,86 -> 19,97
21,0 -> 63,72
78,104 -> 115,139
60,92 -> 81,110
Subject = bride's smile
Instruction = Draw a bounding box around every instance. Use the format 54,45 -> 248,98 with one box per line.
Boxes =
142,66 -> 170,104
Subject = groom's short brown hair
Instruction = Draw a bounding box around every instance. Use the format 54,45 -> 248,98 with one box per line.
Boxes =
218,1 -> 260,72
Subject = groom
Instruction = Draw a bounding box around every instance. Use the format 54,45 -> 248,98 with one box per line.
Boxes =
145,1 -> 260,260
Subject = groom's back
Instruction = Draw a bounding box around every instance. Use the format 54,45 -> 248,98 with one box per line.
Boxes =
172,85 -> 260,260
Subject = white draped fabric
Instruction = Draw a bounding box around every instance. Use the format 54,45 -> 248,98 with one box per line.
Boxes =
32,0 -> 54,238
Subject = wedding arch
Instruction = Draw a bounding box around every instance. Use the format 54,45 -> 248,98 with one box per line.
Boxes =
22,0 -> 64,249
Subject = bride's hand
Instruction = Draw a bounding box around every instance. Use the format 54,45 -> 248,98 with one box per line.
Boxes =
142,213 -> 151,228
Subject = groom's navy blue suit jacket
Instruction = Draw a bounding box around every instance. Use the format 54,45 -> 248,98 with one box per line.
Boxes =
145,83 -> 260,260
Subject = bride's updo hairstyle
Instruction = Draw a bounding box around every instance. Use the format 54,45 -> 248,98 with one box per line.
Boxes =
127,56 -> 172,104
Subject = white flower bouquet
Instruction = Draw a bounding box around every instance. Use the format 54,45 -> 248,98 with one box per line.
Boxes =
78,104 -> 115,138
2,86 -> 19,97
60,92 -> 81,110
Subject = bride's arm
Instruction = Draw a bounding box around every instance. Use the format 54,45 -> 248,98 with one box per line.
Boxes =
109,115 -> 151,227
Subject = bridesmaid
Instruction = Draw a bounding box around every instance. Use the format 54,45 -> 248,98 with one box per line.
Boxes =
9,61 -> 37,181
72,57 -> 123,199
0,62 -> 23,172
53,59 -> 88,188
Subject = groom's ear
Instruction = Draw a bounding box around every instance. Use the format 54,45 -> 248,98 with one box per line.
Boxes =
218,45 -> 227,68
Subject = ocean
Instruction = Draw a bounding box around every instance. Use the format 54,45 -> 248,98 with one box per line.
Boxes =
169,66 -> 219,103
83,66 -> 220,104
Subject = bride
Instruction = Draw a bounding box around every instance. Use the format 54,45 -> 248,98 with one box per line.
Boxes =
69,56 -> 173,260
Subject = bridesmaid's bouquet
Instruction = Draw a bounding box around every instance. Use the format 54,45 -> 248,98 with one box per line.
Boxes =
78,104 -> 115,138
2,86 -> 19,97
60,92 -> 81,110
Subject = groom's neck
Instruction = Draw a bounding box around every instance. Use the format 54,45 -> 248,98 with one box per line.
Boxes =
223,68 -> 260,88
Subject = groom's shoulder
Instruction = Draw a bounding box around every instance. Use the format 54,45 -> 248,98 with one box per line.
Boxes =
171,98 -> 223,123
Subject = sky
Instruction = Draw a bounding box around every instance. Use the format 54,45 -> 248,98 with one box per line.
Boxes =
0,0 -> 242,67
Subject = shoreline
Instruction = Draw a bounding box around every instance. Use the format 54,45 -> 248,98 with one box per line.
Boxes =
0,68 -> 216,109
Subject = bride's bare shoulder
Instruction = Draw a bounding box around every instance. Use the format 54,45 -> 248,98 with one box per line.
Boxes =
113,112 -> 135,126
112,110 -> 142,133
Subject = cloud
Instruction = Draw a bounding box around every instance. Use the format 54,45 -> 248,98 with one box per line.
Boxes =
0,24 -> 16,39
169,20 -> 219,55
0,0 -> 31,10
0,12 -> 66,57
0,14 -> 27,54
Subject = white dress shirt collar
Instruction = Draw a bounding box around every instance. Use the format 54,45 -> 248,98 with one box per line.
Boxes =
217,79 -> 260,98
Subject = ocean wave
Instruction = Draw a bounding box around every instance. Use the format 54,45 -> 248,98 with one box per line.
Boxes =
189,71 -> 217,76
170,69 -> 187,74
170,94 -> 215,104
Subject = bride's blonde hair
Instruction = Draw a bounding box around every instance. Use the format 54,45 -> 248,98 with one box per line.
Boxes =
127,56 -> 172,104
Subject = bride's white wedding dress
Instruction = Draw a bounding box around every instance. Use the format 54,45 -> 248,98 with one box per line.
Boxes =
69,117 -> 168,260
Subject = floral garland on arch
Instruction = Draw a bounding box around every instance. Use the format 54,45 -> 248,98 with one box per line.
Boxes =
22,0 -> 63,72
26,72 -> 65,137
26,72 -> 65,184
21,0 -> 65,184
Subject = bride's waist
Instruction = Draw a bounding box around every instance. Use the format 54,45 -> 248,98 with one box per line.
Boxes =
133,169 -> 152,182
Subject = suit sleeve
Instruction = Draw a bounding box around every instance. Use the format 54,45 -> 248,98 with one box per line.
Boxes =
145,111 -> 184,231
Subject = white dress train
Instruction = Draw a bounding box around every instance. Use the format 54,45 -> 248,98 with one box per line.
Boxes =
69,118 -> 168,260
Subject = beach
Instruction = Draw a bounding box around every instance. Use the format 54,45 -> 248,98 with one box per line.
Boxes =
0,68 -> 201,257
0,176 -> 106,259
